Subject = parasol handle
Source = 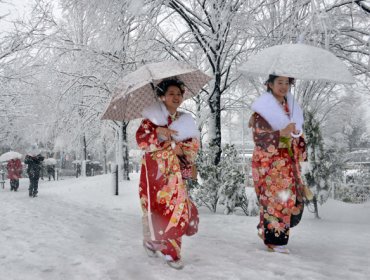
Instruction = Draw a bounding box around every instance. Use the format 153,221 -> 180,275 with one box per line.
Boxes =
288,87 -> 303,138
291,130 -> 303,138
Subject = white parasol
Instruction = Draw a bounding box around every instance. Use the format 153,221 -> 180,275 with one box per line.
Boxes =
101,61 -> 212,121
0,151 -> 22,162
239,43 -> 355,137
44,158 -> 57,166
239,43 -> 355,84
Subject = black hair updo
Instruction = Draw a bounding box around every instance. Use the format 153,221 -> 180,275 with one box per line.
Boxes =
156,78 -> 185,97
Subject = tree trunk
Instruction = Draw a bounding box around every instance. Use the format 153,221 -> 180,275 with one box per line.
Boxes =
312,195 -> 320,219
195,95 -> 203,152
117,124 -> 123,181
80,134 -> 87,177
82,134 -> 87,160
102,138 -> 107,174
122,121 -> 130,181
208,77 -> 222,165
212,196 -> 218,213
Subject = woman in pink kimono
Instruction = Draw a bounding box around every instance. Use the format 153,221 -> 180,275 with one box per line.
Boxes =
136,78 -> 199,269
249,75 -> 307,254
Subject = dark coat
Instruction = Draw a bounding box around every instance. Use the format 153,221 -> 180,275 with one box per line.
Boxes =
25,154 -> 45,179
47,165 -> 55,174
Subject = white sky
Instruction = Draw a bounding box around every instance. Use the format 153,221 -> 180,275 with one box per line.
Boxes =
0,0 -> 61,32
0,0 -> 32,31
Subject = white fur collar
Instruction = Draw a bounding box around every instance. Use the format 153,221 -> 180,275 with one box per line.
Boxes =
141,102 -> 199,141
142,102 -> 169,126
169,113 -> 200,141
251,92 -> 304,132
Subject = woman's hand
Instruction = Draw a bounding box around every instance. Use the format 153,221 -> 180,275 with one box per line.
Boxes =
172,144 -> 184,156
156,127 -> 178,139
280,123 -> 296,137
162,140 -> 183,155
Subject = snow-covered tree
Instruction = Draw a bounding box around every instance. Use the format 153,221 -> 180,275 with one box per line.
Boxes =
192,144 -> 258,215
36,0 -> 162,178
0,0 -> 56,147
326,104 -> 369,152
304,111 -> 334,219
192,145 -> 220,212
217,145 -> 257,215
159,0 -> 260,165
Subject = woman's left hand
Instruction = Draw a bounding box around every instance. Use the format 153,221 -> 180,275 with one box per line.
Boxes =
172,144 -> 184,155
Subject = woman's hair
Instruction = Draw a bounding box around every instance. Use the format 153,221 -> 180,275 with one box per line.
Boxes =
265,75 -> 295,92
156,78 -> 185,97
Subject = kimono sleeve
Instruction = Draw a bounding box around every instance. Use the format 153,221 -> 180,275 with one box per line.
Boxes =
178,138 -> 199,165
136,119 -> 168,153
249,113 -> 280,152
293,136 -> 308,162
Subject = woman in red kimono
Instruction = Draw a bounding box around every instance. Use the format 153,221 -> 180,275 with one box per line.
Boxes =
136,78 -> 199,269
249,75 -> 307,254
7,158 -> 23,191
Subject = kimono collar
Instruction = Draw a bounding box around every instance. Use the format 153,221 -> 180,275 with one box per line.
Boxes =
141,101 -> 199,141
251,91 -> 304,132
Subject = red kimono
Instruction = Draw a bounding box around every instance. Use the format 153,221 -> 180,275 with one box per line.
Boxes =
7,158 -> 22,180
250,102 -> 307,246
136,110 -> 199,261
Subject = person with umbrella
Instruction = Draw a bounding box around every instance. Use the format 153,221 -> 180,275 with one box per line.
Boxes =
44,158 -> 57,181
249,75 -> 307,254
7,157 -> 23,191
24,146 -> 45,197
47,165 -> 55,181
102,61 -> 210,268
136,78 -> 200,269
240,43 -> 355,253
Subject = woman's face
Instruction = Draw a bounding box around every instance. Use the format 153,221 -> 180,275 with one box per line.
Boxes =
162,85 -> 184,112
268,76 -> 290,99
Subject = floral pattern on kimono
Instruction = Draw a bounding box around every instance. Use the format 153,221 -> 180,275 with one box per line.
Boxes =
250,109 -> 307,246
136,116 -> 199,260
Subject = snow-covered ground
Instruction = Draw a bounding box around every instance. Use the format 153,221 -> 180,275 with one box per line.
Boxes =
1,174 -> 369,280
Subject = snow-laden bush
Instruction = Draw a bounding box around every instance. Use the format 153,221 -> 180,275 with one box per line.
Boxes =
191,144 -> 258,215
190,145 -> 220,213
334,168 -> 370,203
336,185 -> 370,204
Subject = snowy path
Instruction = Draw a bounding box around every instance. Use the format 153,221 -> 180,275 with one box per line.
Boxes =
1,174 -> 369,280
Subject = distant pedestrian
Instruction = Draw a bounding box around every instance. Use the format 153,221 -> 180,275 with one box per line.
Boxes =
7,158 -> 22,191
25,153 -> 44,197
76,163 -> 81,178
47,165 -> 55,181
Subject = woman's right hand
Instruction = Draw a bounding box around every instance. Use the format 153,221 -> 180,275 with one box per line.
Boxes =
280,123 -> 296,137
156,127 -> 178,139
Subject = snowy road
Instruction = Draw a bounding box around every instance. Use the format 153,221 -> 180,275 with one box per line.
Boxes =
1,174 -> 369,280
